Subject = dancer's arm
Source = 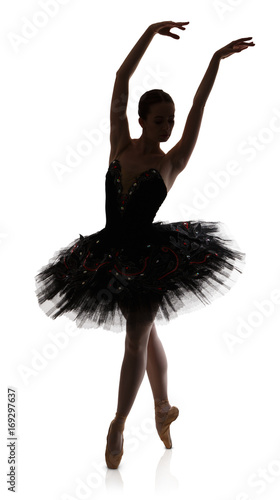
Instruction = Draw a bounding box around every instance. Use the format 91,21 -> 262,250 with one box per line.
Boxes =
109,27 -> 155,156
109,22 -> 189,159
165,37 -> 255,173
116,21 -> 188,78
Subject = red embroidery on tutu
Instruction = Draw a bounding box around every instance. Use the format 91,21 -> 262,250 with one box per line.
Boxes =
83,251 -> 110,271
190,253 -> 218,264
113,252 -> 150,276
63,242 -> 78,269
157,247 -> 179,280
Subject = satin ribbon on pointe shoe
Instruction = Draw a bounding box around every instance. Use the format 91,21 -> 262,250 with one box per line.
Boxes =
105,412 -> 127,469
154,399 -> 179,449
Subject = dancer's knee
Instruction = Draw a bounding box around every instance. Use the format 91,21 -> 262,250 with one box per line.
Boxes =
125,318 -> 153,353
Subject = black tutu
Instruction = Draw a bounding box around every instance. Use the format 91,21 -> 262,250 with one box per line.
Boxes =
35,160 -> 246,333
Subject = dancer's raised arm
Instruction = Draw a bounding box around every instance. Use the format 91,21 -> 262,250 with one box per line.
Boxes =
165,37 -> 255,174
117,21 -> 189,78
109,22 -> 189,161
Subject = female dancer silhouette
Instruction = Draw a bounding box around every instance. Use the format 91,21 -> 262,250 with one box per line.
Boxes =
35,21 -> 254,468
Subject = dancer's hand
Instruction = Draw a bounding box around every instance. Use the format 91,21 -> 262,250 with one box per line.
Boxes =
215,37 -> 255,60
149,21 -> 189,39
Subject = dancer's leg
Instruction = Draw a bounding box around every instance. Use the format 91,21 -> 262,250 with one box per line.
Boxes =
108,302 -> 159,452
146,323 -> 169,403
146,323 -> 179,446
116,318 -> 153,417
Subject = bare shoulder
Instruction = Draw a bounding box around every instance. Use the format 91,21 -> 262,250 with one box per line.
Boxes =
108,138 -> 133,165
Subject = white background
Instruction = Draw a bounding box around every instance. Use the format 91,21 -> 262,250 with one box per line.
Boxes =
1,1 -> 280,499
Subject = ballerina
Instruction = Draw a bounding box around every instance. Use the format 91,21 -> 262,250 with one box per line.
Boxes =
34,20 -> 254,469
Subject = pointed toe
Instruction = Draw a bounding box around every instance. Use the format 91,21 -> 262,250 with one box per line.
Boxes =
155,399 -> 179,449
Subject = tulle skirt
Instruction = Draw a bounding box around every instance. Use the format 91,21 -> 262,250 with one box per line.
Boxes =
34,219 -> 246,333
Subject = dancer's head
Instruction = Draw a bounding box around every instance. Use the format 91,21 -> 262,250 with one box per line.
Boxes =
138,90 -> 175,143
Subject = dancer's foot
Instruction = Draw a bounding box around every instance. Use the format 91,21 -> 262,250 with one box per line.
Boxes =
105,412 -> 127,469
155,398 -> 179,449
107,416 -> 125,453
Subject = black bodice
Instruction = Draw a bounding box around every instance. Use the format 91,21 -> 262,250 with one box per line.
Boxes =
103,160 -> 167,248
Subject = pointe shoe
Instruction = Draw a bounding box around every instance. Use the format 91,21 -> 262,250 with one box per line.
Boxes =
154,398 -> 179,449
105,412 -> 127,469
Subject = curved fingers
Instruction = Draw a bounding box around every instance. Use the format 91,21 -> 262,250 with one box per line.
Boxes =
232,36 -> 253,43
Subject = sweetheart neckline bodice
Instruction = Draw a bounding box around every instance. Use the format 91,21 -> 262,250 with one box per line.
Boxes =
110,159 -> 167,196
